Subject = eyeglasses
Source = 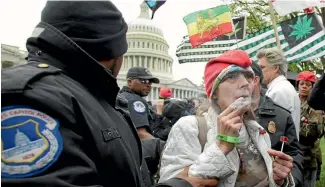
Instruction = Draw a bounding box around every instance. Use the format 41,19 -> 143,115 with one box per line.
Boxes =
138,79 -> 152,84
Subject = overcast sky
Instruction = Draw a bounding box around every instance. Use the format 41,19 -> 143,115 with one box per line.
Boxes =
1,0 -> 227,85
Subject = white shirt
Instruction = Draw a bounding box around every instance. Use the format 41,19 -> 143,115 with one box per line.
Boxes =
159,111 -> 280,187
266,75 -> 301,138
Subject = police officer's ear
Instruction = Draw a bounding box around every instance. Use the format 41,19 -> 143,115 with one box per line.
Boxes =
99,56 -> 123,77
127,79 -> 134,87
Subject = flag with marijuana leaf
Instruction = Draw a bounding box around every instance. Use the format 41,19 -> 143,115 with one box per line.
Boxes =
145,0 -> 167,19
234,14 -> 325,63
280,14 -> 323,48
176,13 -> 325,64
176,17 -> 246,64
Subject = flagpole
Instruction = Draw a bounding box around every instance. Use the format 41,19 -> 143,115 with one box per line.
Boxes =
268,1 -> 281,49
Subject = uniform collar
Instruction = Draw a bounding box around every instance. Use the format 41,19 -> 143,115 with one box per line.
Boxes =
120,86 -> 135,94
256,90 -> 276,116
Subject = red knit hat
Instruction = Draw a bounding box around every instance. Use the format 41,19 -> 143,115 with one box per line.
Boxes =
296,71 -> 316,83
159,87 -> 172,98
204,50 -> 253,97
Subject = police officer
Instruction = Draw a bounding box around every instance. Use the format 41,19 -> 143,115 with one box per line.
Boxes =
308,73 -> 325,111
250,62 -> 303,186
1,1 -> 217,187
297,71 -> 325,187
120,67 -> 160,139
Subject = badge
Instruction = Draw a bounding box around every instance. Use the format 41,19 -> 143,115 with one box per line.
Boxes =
267,121 -> 276,133
1,106 -> 63,178
133,101 -> 146,113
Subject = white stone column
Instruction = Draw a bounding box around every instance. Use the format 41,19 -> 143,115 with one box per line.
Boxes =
148,87 -> 151,101
163,60 -> 166,71
152,87 -> 155,100
155,87 -> 159,100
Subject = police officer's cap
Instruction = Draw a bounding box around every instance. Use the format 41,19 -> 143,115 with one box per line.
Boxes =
127,67 -> 160,84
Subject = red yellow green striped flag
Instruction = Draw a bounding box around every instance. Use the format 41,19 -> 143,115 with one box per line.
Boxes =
183,5 -> 233,47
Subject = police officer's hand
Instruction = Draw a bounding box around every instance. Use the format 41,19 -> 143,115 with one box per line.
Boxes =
268,149 -> 293,186
176,167 -> 218,187
216,97 -> 250,155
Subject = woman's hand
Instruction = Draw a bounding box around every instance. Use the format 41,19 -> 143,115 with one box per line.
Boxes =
216,97 -> 249,155
268,149 -> 293,186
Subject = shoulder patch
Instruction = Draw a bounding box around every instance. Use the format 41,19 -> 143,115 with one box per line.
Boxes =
1,106 -> 63,178
133,101 -> 146,113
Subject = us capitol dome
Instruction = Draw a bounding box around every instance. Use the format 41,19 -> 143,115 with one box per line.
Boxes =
117,2 -> 204,101
1,2 -> 204,101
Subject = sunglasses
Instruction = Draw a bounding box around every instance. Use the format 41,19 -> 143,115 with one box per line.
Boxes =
128,78 -> 152,85
138,79 -> 153,84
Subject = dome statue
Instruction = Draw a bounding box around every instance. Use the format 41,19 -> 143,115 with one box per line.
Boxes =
116,1 -> 204,101
117,1 -> 173,83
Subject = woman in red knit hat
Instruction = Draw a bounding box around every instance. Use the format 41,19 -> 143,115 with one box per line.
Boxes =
297,71 -> 325,187
159,50 -> 295,187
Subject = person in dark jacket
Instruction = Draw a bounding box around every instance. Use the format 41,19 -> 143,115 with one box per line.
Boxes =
152,99 -> 189,141
250,62 -> 304,186
1,1 -> 217,187
308,73 -> 325,111
120,67 -> 160,140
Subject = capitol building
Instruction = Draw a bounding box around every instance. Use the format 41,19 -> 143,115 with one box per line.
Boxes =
117,2 -> 204,101
1,2 -> 204,101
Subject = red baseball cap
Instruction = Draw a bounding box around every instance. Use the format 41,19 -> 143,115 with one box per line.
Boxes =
159,87 -> 172,98
296,71 -> 316,83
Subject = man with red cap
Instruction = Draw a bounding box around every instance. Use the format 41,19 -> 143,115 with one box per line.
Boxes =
296,71 -> 325,187
159,87 -> 173,100
159,50 -> 294,187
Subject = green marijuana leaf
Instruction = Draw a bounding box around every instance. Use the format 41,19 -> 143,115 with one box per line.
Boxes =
225,22 -> 241,39
289,15 -> 315,41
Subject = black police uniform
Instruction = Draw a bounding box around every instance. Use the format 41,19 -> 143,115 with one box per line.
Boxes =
308,73 -> 325,111
120,86 -> 156,134
1,22 -> 191,187
255,90 -> 304,187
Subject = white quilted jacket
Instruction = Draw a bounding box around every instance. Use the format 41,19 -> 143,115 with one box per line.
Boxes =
159,109 -> 294,187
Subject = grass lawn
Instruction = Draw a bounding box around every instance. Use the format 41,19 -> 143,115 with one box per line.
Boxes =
316,138 -> 325,187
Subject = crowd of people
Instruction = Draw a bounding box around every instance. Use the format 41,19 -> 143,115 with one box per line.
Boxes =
2,1 -> 325,187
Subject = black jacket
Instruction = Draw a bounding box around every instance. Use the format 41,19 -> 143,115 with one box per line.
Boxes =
308,73 -> 325,111
152,100 -> 189,141
1,22 -> 191,187
119,87 -> 154,133
255,92 -> 304,187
